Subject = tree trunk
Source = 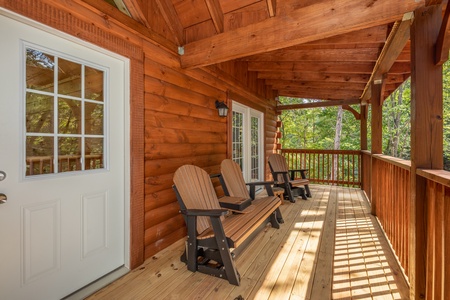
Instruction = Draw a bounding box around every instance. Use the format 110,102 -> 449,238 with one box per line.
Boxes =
333,106 -> 343,182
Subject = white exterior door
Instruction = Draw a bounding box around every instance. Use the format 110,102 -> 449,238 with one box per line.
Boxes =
0,12 -> 128,299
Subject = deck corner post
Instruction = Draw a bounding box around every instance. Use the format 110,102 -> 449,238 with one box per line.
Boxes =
410,4 -> 444,299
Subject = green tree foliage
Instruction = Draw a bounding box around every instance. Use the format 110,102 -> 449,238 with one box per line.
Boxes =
279,98 -> 361,150
279,59 -> 450,171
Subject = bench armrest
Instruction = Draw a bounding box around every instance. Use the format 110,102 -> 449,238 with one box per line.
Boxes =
181,209 -> 228,217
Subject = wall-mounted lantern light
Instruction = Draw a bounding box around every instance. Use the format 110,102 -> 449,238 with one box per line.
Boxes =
215,100 -> 229,117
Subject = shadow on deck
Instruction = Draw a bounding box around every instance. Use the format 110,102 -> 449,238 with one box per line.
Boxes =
87,185 -> 410,299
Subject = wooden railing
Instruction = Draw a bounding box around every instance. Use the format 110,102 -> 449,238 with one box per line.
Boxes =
280,149 -> 361,187
371,154 -> 411,277
416,169 -> 450,299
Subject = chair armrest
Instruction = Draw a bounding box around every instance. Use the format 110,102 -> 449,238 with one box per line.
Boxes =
289,169 -> 308,180
246,181 -> 276,198
180,209 -> 228,217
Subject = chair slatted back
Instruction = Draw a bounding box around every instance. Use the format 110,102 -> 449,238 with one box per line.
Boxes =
173,165 -> 222,234
220,159 -> 251,199
268,154 -> 289,183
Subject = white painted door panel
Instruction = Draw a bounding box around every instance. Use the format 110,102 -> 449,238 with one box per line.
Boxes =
0,12 -> 127,299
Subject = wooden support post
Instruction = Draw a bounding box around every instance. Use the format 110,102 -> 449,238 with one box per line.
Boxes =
360,104 -> 369,193
410,5 -> 444,300
360,105 -> 368,151
370,79 -> 384,216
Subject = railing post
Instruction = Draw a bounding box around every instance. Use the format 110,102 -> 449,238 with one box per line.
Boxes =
410,5 -> 443,299
370,78 -> 385,216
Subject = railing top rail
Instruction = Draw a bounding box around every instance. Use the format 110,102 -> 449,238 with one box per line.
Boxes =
417,169 -> 450,188
281,149 -> 360,155
372,154 -> 411,171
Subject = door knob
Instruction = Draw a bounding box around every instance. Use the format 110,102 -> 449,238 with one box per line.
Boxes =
0,193 -> 6,204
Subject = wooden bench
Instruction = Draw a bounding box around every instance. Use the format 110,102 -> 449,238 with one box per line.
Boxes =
268,153 -> 312,202
173,164 -> 282,286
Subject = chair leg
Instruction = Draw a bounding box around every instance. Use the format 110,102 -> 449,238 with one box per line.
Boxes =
305,184 -> 312,198
283,184 -> 296,203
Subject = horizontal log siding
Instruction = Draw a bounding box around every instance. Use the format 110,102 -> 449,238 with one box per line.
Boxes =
2,0 -> 278,264
143,42 -> 276,257
371,155 -> 411,278
416,170 -> 450,300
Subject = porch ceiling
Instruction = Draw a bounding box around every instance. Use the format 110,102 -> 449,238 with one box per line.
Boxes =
122,0 -> 448,105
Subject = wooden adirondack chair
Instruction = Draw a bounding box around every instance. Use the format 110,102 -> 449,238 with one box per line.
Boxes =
173,164 -> 282,286
219,158 -> 284,224
268,153 -> 312,202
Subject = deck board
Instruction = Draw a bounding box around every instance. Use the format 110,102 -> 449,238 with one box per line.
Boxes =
87,185 -> 410,300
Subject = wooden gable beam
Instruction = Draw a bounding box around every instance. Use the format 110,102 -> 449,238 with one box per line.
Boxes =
361,13 -> 413,103
156,0 -> 185,45
266,0 -> 276,17
276,99 -> 360,112
180,0 -> 423,69
122,0 -> 151,28
435,3 -> 450,65
205,0 -> 224,33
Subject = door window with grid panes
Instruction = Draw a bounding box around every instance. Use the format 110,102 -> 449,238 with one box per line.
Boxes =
231,102 -> 263,183
25,47 -> 107,176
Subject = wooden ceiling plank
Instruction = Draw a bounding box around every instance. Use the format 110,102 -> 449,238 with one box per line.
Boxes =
265,80 -> 366,91
242,48 -> 380,62
277,89 -> 362,100
277,99 -> 360,111
266,0 -> 276,17
205,0 -> 224,33
248,61 -> 376,74
361,13 -> 413,102
156,0 -> 185,45
258,72 -> 371,83
426,0 -> 443,5
435,2 -> 450,65
122,0 -> 151,28
180,0 -> 422,68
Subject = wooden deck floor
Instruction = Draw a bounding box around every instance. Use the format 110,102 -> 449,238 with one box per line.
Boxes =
87,185 -> 409,300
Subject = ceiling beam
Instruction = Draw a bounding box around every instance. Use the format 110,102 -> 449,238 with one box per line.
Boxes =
277,99 -> 360,111
436,3 -> 450,65
266,0 -> 276,17
205,0 -> 224,33
180,0 -> 423,68
360,13 -> 413,103
156,0 -> 185,45
304,25 -> 388,45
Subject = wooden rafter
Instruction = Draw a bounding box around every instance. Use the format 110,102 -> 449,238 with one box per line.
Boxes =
122,0 -> 151,28
258,72 -> 371,83
266,80 -> 366,91
276,99 -> 360,111
360,13 -> 413,103
180,0 -> 422,68
205,0 -> 224,34
435,2 -> 450,65
277,89 -> 362,100
266,0 -> 276,17
156,0 -> 185,45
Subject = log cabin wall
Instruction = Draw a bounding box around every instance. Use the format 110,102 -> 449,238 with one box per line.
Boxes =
0,0 -> 278,266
